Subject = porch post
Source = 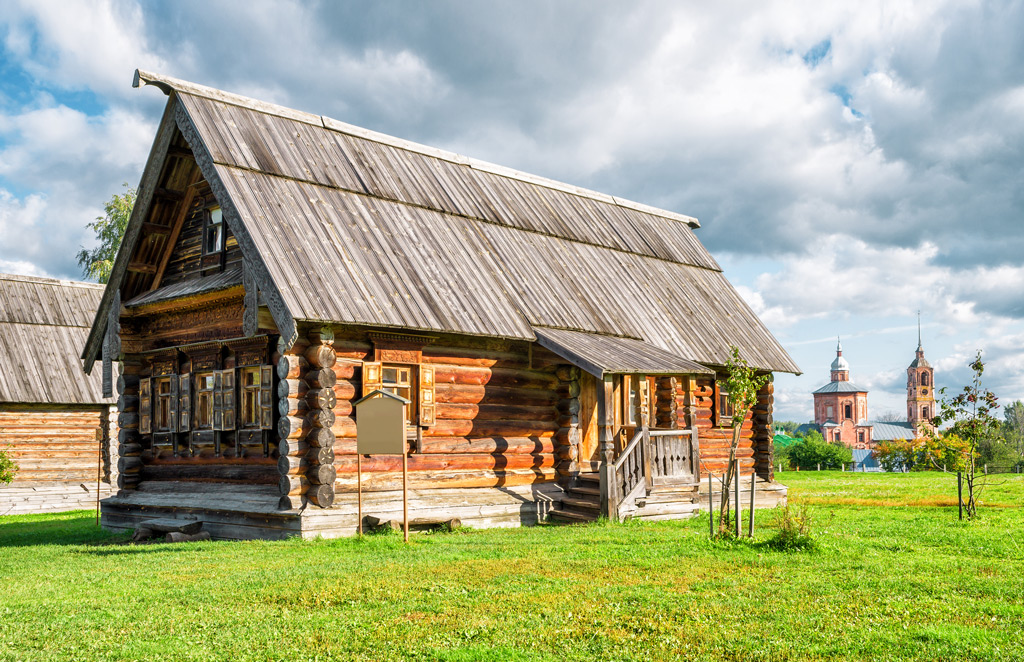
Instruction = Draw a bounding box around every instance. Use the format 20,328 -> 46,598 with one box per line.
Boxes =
684,376 -> 701,482
597,374 -> 616,519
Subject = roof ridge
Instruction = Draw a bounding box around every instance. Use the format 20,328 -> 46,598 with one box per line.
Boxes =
0,272 -> 105,289
134,69 -> 700,229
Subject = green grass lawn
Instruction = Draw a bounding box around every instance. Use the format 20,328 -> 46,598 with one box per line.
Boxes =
1,472 -> 1022,661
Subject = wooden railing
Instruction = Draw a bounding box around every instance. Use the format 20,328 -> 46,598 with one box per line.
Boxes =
649,427 -> 701,483
603,426 -> 699,521
605,427 -> 650,518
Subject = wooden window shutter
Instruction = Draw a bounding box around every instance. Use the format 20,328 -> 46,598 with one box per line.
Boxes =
178,374 -> 192,432
222,369 -> 236,431
139,378 -> 152,435
362,361 -> 382,396
168,375 -> 179,434
419,364 -> 436,427
259,365 -> 273,430
213,371 -> 224,431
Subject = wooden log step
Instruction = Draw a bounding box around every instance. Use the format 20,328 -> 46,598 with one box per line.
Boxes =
363,515 -> 462,533
137,518 -> 204,534
560,496 -> 600,512
165,531 -> 212,543
568,485 -> 600,498
575,473 -> 600,486
546,508 -> 596,524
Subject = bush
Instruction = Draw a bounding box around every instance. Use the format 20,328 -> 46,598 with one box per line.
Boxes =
787,432 -> 852,470
0,448 -> 17,484
767,502 -> 815,551
875,434 -> 973,472
875,438 -> 917,472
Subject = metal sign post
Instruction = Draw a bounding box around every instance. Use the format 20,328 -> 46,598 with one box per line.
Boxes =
354,390 -> 412,542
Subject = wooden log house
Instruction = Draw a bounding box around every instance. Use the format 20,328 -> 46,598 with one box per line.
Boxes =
82,70 -> 800,539
1,274 -> 117,514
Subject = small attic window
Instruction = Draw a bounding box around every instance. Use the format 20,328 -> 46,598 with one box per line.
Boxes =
204,207 -> 224,255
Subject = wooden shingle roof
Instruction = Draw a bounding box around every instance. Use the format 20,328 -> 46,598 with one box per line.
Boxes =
0,274 -> 111,404
84,70 -> 800,375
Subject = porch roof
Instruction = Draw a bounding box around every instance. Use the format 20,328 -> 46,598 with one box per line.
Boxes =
533,326 -> 714,379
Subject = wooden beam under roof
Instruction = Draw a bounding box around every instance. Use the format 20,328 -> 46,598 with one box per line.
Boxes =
127,262 -> 158,274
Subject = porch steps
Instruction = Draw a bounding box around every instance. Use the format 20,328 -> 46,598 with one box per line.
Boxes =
547,473 -> 602,524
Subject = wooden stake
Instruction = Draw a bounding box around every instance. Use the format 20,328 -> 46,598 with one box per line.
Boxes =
95,435 -> 102,526
734,458 -> 741,538
708,472 -> 714,538
747,470 -> 756,537
958,470 -> 963,521
357,452 -> 363,536
402,448 -> 409,544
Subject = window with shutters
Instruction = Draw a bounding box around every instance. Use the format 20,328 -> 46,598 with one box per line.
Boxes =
362,362 -> 435,427
241,367 -> 261,429
154,377 -> 176,432
715,377 -> 733,427
237,365 -> 274,431
195,372 -> 216,429
382,365 -> 414,424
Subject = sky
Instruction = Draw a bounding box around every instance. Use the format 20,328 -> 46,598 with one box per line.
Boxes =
1,0 -> 1022,423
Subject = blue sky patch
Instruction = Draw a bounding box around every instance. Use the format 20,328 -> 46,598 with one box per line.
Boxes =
802,38 -> 832,68
829,84 -> 863,118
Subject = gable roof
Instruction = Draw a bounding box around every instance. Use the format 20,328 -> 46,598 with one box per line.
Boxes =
84,70 -> 800,375
0,273 -> 111,404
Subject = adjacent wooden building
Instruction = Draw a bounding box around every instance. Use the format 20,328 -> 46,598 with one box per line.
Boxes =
83,70 -> 799,539
1,274 -> 117,514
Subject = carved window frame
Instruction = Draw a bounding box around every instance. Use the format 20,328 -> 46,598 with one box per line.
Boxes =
239,366 -> 263,430
203,206 -> 225,256
154,376 -> 176,433
194,372 -> 217,430
714,376 -> 734,427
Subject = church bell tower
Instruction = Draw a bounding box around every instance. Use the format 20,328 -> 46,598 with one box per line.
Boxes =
907,315 -> 936,432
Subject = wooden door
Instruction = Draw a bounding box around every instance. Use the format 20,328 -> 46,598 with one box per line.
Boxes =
578,371 -> 600,472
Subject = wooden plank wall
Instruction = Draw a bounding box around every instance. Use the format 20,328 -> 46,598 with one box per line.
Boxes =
0,406 -> 107,482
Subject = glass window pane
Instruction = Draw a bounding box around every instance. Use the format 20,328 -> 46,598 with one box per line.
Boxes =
382,367 -> 399,384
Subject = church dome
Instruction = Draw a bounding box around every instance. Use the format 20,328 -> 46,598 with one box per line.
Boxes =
830,338 -> 849,373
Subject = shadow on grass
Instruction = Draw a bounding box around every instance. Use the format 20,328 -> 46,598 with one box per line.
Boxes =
0,511 -> 128,548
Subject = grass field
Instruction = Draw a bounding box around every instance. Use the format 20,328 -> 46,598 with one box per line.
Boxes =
1,472 -> 1022,661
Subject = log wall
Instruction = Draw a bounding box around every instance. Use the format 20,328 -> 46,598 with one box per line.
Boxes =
0,403 -> 118,515
679,374 -> 775,481
0,405 -> 109,482
323,331 -> 561,497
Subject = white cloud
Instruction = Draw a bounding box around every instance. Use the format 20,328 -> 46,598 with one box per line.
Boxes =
1,0 -> 166,96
